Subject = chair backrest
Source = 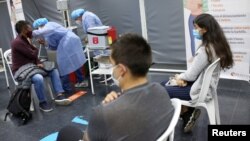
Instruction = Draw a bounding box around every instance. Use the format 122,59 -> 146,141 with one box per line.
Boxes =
157,98 -> 182,141
4,49 -> 18,85
197,58 -> 220,103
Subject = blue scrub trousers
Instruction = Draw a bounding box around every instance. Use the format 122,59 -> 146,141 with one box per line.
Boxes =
61,67 -> 84,93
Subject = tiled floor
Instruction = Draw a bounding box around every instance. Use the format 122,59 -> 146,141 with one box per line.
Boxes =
0,72 -> 249,141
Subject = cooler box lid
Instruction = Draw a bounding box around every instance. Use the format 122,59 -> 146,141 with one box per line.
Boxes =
87,26 -> 110,35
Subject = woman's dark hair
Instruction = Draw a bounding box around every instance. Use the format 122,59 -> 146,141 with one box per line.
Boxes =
15,20 -> 30,34
194,13 -> 233,69
111,33 -> 152,77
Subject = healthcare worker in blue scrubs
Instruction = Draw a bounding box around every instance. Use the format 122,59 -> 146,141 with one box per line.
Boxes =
32,18 -> 88,94
71,8 -> 107,80
71,8 -> 102,34
71,8 -> 103,55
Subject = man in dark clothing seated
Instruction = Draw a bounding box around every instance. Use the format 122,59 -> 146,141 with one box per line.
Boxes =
57,33 -> 174,141
11,20 -> 71,112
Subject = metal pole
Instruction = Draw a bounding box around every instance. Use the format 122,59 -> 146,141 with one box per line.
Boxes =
139,0 -> 148,40
66,10 -> 71,27
87,47 -> 95,94
6,0 -> 16,37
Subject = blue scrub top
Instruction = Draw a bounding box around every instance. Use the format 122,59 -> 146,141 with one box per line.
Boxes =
33,22 -> 86,76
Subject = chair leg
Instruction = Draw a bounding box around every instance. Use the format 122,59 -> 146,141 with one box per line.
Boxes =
214,97 -> 221,124
30,85 -> 36,112
30,99 -> 35,112
206,103 -> 216,125
215,110 -> 221,124
169,130 -> 175,141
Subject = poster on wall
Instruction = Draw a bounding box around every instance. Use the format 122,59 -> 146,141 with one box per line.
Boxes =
7,0 -> 25,37
183,0 -> 250,81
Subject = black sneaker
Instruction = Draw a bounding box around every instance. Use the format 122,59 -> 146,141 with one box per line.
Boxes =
55,94 -> 72,106
182,108 -> 201,133
39,102 -> 53,112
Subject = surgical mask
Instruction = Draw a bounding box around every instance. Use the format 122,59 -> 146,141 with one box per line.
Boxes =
26,31 -> 33,38
193,29 -> 202,40
75,20 -> 82,25
111,65 -> 121,86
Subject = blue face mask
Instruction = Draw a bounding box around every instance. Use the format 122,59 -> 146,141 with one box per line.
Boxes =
193,29 -> 202,40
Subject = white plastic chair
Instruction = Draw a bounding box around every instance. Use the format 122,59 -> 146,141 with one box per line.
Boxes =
3,49 -> 18,86
0,48 -> 10,88
4,49 -> 54,111
157,98 -> 182,141
180,58 -> 221,125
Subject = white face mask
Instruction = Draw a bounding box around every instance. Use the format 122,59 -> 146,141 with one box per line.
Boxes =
111,65 -> 121,86
75,20 -> 82,25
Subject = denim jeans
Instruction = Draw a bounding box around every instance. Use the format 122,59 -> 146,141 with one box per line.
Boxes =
31,69 -> 64,103
61,67 -> 84,93
161,80 -> 193,101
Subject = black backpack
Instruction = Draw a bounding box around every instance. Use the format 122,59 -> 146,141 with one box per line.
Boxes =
4,87 -> 32,125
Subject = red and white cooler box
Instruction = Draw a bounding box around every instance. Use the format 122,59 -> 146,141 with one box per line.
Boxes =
87,26 -> 110,49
